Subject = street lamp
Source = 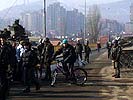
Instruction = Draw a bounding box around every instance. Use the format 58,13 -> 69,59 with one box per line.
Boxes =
43,0 -> 46,37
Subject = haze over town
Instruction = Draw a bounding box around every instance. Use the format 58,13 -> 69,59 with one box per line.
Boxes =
0,0 -> 124,11
0,0 -> 132,38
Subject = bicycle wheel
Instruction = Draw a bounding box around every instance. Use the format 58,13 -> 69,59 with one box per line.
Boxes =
73,68 -> 87,85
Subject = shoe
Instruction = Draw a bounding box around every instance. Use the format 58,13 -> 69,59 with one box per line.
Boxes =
63,79 -> 69,83
41,77 -> 51,81
63,77 -> 71,83
112,74 -> 116,77
36,85 -> 40,91
23,88 -> 30,93
70,80 -> 77,84
115,76 -> 120,78
41,77 -> 48,81
50,84 -> 55,87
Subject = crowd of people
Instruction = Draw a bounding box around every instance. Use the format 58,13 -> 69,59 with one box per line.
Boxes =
0,19 -> 124,100
0,32 -> 93,100
0,18 -> 126,100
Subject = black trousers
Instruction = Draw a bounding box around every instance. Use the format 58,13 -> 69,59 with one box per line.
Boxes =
63,63 -> 74,79
24,66 -> 40,89
85,53 -> 90,63
113,61 -> 120,77
0,68 -> 9,100
44,62 -> 52,81
76,53 -> 82,60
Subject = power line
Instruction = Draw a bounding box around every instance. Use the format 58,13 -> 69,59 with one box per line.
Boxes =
2,0 -> 18,19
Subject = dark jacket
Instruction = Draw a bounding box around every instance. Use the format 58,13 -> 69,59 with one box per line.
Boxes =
84,45 -> 91,55
13,23 -> 25,37
10,46 -> 17,65
37,43 -> 44,55
21,49 -> 38,68
75,43 -> 83,54
0,43 -> 12,68
111,45 -> 122,61
54,44 -> 76,64
41,42 -> 54,63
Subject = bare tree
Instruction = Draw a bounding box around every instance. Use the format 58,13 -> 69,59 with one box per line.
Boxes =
87,5 -> 101,43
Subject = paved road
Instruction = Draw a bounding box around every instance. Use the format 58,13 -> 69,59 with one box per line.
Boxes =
9,50 -> 133,100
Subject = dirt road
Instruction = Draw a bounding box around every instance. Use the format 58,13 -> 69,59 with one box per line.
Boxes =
9,51 -> 133,100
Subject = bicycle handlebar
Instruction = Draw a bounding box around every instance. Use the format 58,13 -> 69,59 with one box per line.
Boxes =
53,55 -> 63,62
55,59 -> 64,63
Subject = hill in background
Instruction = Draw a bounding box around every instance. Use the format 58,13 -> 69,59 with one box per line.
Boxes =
0,0 -> 131,23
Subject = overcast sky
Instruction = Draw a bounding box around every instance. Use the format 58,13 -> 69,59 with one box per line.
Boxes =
0,0 -> 124,11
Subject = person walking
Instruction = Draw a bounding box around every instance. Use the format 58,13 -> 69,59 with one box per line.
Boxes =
37,39 -> 44,78
106,41 -> 112,59
84,41 -> 92,63
41,38 -> 54,82
20,42 -> 40,92
97,41 -> 101,52
75,40 -> 83,60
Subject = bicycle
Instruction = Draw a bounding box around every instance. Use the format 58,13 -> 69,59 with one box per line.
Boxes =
50,58 -> 87,86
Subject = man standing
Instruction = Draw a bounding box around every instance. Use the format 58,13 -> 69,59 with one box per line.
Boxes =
20,42 -> 40,92
0,36 -> 12,100
75,40 -> 83,60
84,41 -> 91,63
41,38 -> 54,82
111,40 -> 122,78
12,19 -> 25,38
37,39 -> 44,78
16,41 -> 25,81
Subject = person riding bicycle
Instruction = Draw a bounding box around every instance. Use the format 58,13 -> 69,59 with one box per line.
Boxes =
52,39 -> 76,81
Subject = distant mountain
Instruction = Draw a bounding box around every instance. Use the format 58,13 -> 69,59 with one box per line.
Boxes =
0,0 -> 53,19
0,0 -> 131,23
99,0 -> 131,23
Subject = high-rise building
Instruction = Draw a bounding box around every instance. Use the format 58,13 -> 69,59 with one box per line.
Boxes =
47,2 -> 66,37
20,2 -> 85,37
66,9 -> 84,36
21,13 -> 32,30
21,11 -> 43,33
100,19 -> 124,35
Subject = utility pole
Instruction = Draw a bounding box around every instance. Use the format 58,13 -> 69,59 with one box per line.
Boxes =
24,0 -> 29,6
43,0 -> 46,37
84,0 -> 87,41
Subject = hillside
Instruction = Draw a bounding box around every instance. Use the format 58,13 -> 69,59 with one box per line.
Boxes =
100,0 -> 131,23
0,0 -> 131,23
